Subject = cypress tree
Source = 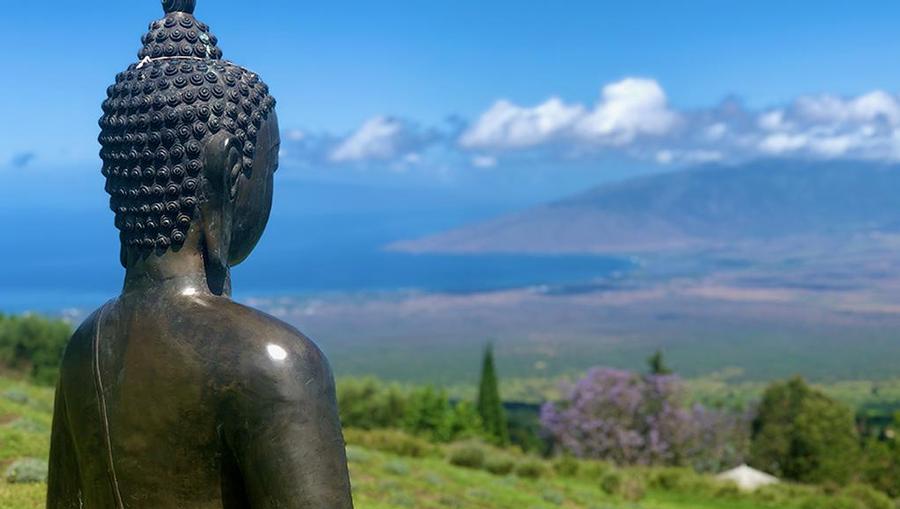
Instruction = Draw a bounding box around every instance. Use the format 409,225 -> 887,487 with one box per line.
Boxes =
476,343 -> 509,445
647,349 -> 673,376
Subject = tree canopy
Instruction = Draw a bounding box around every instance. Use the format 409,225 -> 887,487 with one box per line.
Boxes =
751,376 -> 860,484
0,313 -> 71,385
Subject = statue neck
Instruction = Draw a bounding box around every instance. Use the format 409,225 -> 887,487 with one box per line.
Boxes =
122,227 -> 232,298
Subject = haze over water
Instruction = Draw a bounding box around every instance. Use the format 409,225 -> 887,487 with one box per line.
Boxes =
0,185 -> 630,314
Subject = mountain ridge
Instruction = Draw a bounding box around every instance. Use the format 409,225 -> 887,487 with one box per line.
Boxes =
389,160 -> 900,254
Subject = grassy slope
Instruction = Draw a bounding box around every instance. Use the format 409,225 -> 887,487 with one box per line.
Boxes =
0,377 -> 53,509
347,447 -> 783,509
0,377 -> 843,509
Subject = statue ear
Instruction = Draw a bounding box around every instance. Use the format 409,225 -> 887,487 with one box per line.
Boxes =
199,133 -> 242,295
203,133 -> 242,200
227,144 -> 243,200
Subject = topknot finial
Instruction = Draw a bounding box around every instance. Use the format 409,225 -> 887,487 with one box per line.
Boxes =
162,0 -> 196,14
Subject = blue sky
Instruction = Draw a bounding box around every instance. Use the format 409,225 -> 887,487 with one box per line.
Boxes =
5,1 -> 900,193
6,0 -> 900,308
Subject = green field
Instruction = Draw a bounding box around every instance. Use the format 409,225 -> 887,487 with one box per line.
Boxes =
1,377 -> 895,509
0,376 -> 53,509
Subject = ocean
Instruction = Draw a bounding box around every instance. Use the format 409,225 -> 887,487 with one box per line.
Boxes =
1,209 -> 630,314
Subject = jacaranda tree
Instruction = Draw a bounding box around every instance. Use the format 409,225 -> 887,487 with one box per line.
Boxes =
541,367 -> 749,469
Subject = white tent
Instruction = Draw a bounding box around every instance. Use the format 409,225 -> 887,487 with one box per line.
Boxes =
716,464 -> 779,491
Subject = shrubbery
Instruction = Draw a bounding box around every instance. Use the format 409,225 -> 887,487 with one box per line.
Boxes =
576,459 -> 613,482
4,458 -> 48,484
441,436 -> 549,480
446,440 -> 498,473
484,454 -> 515,475
551,455 -> 579,477
646,467 -> 702,491
448,441 -> 486,469
839,484 -> 894,509
0,313 -> 71,385
342,428 -> 438,458
599,470 -> 646,501
751,377 -> 860,484
859,414 -> 900,497
404,387 -> 483,443
336,378 -> 408,430
513,458 -> 547,479
338,378 -> 484,443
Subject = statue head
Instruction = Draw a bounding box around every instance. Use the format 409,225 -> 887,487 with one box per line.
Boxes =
99,0 -> 279,282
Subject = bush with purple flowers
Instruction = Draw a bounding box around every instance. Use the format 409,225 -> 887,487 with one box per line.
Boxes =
540,367 -> 748,470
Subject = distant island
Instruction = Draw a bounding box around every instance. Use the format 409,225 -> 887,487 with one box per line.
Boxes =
389,160 -> 900,255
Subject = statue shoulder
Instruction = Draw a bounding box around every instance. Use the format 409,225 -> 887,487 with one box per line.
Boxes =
57,301 -> 116,388
62,301 -> 113,359
213,299 -> 319,353
210,299 -> 334,401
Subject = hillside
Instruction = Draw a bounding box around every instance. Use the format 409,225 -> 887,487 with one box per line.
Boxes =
391,160 -> 900,254
2,377 -> 892,509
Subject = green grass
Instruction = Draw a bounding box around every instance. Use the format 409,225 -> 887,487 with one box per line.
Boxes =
347,446 -> 784,509
0,376 -> 892,509
0,483 -> 44,509
0,377 -> 53,509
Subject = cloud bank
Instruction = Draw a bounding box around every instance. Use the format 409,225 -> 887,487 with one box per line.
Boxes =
458,78 -> 680,151
280,78 -> 900,170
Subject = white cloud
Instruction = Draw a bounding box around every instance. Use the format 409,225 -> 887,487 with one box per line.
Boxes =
759,133 -> 809,155
746,92 -> 900,160
460,77 -> 677,151
288,80 -> 900,170
330,117 -> 405,162
810,135 -> 857,157
656,149 -> 723,165
460,98 -> 584,149
574,78 -> 679,144
655,150 -> 675,165
705,123 -> 728,140
757,110 -> 787,131
795,91 -> 900,125
471,155 -> 497,168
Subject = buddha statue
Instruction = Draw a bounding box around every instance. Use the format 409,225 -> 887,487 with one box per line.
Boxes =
47,1 -> 354,507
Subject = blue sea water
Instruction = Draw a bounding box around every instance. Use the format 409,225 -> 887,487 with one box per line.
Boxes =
0,181 -> 631,314
1,212 -> 630,314
0,249 -> 630,314
238,251 -> 631,295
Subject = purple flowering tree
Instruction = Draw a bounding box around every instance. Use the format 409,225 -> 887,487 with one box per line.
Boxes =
541,367 -> 748,468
